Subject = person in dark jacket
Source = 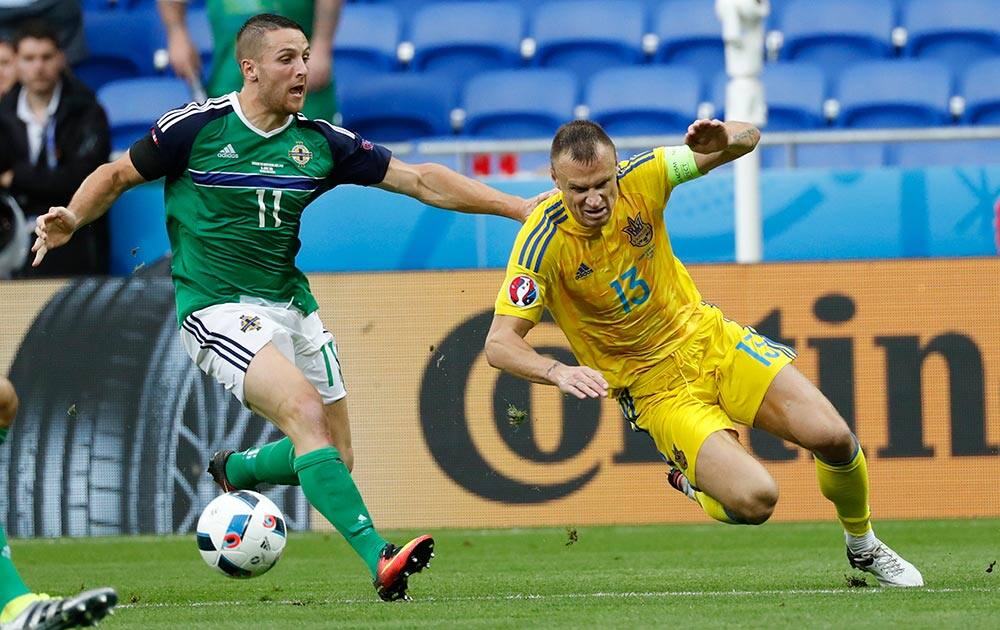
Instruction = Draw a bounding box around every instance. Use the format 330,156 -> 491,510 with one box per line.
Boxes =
0,20 -> 110,276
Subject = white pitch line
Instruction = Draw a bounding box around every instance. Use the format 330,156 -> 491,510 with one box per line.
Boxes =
119,586 -> 999,609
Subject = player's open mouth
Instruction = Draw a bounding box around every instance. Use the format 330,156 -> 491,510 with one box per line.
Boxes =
290,85 -> 305,96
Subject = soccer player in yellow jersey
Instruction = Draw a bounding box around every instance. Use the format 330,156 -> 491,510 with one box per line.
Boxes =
485,119 -> 923,587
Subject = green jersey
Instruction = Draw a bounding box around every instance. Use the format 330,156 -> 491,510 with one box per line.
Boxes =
129,92 -> 391,324
205,0 -> 337,121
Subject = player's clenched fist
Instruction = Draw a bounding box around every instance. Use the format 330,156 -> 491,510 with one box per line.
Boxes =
549,363 -> 609,399
31,207 -> 78,267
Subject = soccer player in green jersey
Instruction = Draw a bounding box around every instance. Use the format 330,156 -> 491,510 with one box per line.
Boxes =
0,377 -> 118,629
160,0 -> 342,121
31,13 -> 543,601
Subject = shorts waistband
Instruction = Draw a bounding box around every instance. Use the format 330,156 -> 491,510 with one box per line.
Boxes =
239,295 -> 305,315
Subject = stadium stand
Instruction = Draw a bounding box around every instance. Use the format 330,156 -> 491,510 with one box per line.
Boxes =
333,4 -> 401,87
837,59 -> 952,129
69,0 -> 1000,170
963,56 -> 1000,125
462,68 -> 576,138
97,77 -> 191,152
586,65 -> 701,136
339,72 -> 457,142
654,0 -> 727,78
74,6 -> 164,90
530,0 -> 645,83
718,62 -> 829,168
902,0 -> 1000,74
778,0 -> 895,85
409,2 -> 524,85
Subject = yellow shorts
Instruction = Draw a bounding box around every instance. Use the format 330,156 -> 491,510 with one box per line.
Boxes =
617,305 -> 795,488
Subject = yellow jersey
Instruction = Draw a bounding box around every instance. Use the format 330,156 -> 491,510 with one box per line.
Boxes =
494,146 -> 706,396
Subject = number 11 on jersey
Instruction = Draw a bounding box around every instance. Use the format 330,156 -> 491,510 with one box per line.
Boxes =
256,188 -> 282,228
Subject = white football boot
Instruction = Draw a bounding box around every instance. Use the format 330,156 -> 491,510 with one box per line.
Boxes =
846,537 -> 924,587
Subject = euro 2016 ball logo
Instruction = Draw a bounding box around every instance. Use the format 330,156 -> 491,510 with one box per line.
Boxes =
508,275 -> 538,308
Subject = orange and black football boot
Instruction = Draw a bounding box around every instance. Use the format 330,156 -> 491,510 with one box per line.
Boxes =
373,534 -> 435,601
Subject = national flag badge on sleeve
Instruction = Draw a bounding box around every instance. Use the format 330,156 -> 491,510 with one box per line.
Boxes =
508,275 -> 538,308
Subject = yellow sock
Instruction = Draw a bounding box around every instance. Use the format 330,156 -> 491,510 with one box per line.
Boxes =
815,443 -> 872,536
694,491 -> 743,525
0,593 -> 49,623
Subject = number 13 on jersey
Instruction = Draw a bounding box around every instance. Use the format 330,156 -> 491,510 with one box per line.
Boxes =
256,188 -> 282,228
610,266 -> 650,313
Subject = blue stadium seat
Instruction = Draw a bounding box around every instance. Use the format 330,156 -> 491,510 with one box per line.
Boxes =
903,0 -> 1000,74
409,2 -> 524,85
530,0 -> 645,83
75,8 -> 164,90
760,63 -> 828,169
334,5 -> 401,87
339,73 -> 456,142
97,77 -> 192,152
779,0 -> 895,85
655,0 -> 726,78
761,62 -> 827,131
963,57 -> 1000,124
837,59 -> 952,128
462,69 -> 577,138
586,66 -> 700,136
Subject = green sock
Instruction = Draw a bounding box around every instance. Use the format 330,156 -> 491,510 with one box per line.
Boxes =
225,437 -> 299,488
0,525 -> 30,612
0,429 -> 8,446
294,447 -> 387,576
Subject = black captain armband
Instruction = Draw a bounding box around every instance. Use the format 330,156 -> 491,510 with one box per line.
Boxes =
128,133 -> 169,182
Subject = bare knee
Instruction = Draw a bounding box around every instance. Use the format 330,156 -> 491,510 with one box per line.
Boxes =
277,392 -> 328,448
811,419 -> 856,463
0,379 -> 18,426
733,479 -> 779,525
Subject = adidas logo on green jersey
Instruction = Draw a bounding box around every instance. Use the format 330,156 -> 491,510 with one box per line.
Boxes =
216,144 -> 239,159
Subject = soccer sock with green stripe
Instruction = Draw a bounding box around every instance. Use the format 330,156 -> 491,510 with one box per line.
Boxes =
224,437 -> 299,488
0,429 -> 30,613
294,447 -> 387,576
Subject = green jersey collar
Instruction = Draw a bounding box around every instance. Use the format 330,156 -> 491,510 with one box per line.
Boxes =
228,92 -> 295,138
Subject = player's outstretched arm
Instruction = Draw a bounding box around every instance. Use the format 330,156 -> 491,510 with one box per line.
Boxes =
684,119 -> 761,174
376,157 -> 550,222
31,151 -> 147,267
485,314 -> 609,399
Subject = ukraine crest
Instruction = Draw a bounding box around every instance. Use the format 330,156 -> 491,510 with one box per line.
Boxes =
622,212 -> 653,247
289,141 -> 312,167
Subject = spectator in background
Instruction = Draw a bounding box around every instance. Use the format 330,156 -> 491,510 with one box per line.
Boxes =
0,20 -> 110,277
0,0 -> 85,65
159,0 -> 343,122
0,38 -> 15,96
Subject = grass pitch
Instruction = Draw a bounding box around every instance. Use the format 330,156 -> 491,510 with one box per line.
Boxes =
12,519 -> 998,628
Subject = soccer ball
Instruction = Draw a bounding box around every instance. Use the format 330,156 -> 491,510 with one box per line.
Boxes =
196,490 -> 287,578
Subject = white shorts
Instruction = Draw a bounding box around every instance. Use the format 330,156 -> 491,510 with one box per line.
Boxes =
179,300 -> 347,406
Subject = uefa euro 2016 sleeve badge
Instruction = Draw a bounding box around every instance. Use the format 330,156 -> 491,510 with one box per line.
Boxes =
508,275 -> 538,308
288,141 -> 312,167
